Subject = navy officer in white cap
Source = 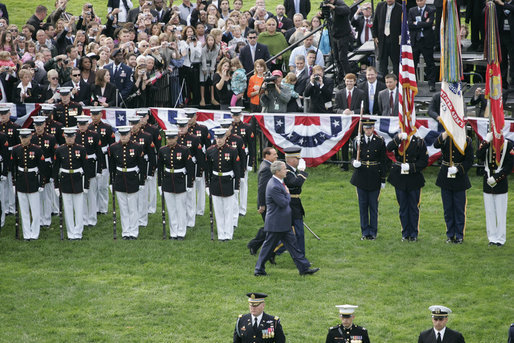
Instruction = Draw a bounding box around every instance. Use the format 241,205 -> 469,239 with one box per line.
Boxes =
326,304 -> 370,343
233,292 -> 285,343
418,305 -> 465,343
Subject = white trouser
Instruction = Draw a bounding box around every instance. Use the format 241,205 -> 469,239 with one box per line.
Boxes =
51,180 -> 59,214
97,168 -> 109,213
0,178 -> 6,227
195,175 -> 205,215
83,176 -> 98,226
39,182 -> 54,226
164,191 -> 188,238
483,192 -> 508,244
232,189 -> 240,228
6,172 -> 15,213
117,191 -> 139,238
148,176 -> 157,214
212,195 -> 235,240
18,191 -> 40,239
238,169 -> 248,215
186,184 -> 196,227
62,193 -> 84,239
138,182 -> 149,226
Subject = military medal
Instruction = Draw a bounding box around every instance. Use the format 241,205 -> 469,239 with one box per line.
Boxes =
196,130 -> 201,136
187,140 -> 192,147
69,109 -> 77,116
231,141 -> 237,148
241,128 -> 246,135
139,138 -> 144,145
29,151 -> 35,159
129,149 -> 135,157
51,128 -> 56,135
8,128 -> 13,135
44,140 -> 49,148
225,153 -> 230,161
177,152 -> 182,160
100,128 -> 106,136
75,150 -> 81,158
88,136 -> 93,144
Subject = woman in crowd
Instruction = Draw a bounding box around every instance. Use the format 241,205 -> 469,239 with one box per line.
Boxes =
180,26 -> 202,106
92,68 -> 117,107
127,60 -> 149,108
257,18 -> 289,72
41,69 -> 61,103
79,55 -> 96,85
213,57 -> 232,110
97,46 -> 111,69
222,18 -> 235,44
200,34 -> 220,107
207,4 -> 225,29
14,68 -> 40,104
238,13 -> 250,38
247,59 -> 266,112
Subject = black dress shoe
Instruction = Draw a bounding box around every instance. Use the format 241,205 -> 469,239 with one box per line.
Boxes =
446,237 -> 454,243
496,242 -> 503,247
361,236 -> 366,241
300,267 -> 320,275
268,253 -> 276,265
488,242 -> 495,246
254,271 -> 267,276
409,237 -> 418,242
177,237 -> 185,241
454,238 -> 463,244
367,236 -> 376,240
122,236 -> 129,240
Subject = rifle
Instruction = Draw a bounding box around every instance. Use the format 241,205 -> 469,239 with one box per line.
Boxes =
161,170 -> 166,240
355,101 -> 364,161
59,183 -> 63,240
209,192 -> 214,241
112,174 -> 117,240
15,185 -> 19,240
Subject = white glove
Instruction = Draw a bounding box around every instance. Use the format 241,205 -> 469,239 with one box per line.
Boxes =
205,187 -> 210,196
147,175 -> 154,181
55,188 -> 60,197
186,187 -> 193,193
49,178 -> 54,183
84,188 -> 89,194
485,132 -> 493,143
234,189 -> 239,194
381,183 -> 386,189
38,187 -> 44,192
158,186 -> 162,195
139,185 -> 144,190
487,176 -> 496,187
298,158 -> 306,171
109,185 -> 112,193
96,173 -> 102,178
247,166 -> 253,172
448,166 -> 458,175
0,175 -> 6,181
352,160 -> 361,168
399,132 -> 408,140
401,163 -> 410,172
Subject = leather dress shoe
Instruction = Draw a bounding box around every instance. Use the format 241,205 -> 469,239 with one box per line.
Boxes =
454,238 -> 463,244
300,268 -> 320,275
254,271 -> 267,276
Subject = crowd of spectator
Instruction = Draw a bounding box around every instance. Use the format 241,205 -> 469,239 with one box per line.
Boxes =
0,0 -> 501,114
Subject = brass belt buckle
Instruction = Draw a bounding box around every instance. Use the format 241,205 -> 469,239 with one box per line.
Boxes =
69,169 -> 74,174
218,172 -> 223,176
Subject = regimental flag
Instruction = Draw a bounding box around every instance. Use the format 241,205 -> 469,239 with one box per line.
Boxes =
484,1 -> 505,163
439,0 -> 467,154
398,0 -> 418,155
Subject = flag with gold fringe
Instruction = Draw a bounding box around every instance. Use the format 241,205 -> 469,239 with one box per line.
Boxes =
439,0 -> 467,154
484,1 -> 505,164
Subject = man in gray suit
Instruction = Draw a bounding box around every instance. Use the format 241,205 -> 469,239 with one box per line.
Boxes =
254,161 -> 319,276
377,73 -> 399,116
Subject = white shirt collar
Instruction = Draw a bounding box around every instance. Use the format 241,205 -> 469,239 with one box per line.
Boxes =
272,175 -> 283,183
433,327 -> 446,340
252,313 -> 264,327
17,82 -> 32,90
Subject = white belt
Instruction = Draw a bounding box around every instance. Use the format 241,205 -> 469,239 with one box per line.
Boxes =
59,167 -> 83,174
192,156 -> 197,163
165,167 -> 186,174
245,147 -> 249,154
0,155 -> 2,162
18,166 -> 38,173
144,154 -> 148,161
116,166 -> 139,173
8,146 -> 13,151
101,146 -> 108,153
213,170 -> 234,177
44,157 -> 52,163
87,153 -> 97,160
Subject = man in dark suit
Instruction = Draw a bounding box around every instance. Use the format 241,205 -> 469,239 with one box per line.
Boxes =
377,74 -> 399,116
284,0 -> 310,22
254,161 -> 319,276
233,293 -> 285,343
418,305 -> 465,343
496,0 -> 514,89
465,0 -> 486,51
104,49 -> 133,100
325,0 -> 352,82
358,66 -> 386,114
304,65 -> 334,113
434,0 -> 443,50
247,147 -> 278,256
372,0 -> 402,76
287,55 -> 309,112
275,4 -> 293,33
127,0 -> 158,23
26,5 -> 48,40
239,30 -> 271,74
335,73 -> 366,114
63,67 -> 91,106
408,0 -> 436,91
284,13 -> 304,42
351,2 -> 374,49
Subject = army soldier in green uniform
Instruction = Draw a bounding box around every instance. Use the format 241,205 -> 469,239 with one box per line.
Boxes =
326,305 -> 370,343
234,292 -> 285,343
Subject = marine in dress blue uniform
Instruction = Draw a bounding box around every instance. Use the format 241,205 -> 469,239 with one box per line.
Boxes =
386,132 -> 428,241
326,305 -> 370,343
433,132 -> 473,244
53,87 -> 82,128
233,292 -> 285,343
350,119 -> 387,240
418,305 -> 465,343
0,105 -> 20,216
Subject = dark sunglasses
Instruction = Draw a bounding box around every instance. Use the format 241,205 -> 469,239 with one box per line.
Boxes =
50,77 -> 58,80
72,74 -> 80,77
248,36 -> 257,39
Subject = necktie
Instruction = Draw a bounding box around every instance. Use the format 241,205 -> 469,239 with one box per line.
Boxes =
369,83 -> 374,113
309,66 -> 313,76
365,19 -> 369,42
385,5 -> 392,36
390,90 -> 394,114
436,332 -> 442,343
251,46 -> 255,62
347,90 -> 352,109
253,318 -> 258,332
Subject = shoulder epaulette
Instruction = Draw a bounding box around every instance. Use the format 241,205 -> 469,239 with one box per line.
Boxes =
238,314 -> 243,318
274,316 -> 279,320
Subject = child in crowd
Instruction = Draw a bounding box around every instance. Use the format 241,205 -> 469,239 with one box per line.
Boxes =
282,72 -> 298,99
247,59 -> 266,112
200,34 -> 220,107
230,57 -> 246,107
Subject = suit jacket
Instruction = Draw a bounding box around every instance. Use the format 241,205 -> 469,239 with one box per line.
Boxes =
358,80 -> 386,114
233,312 -> 285,343
351,15 -> 374,45
377,87 -> 399,116
127,7 -> 158,23
330,0 -> 352,39
408,5 -> 436,45
257,159 -> 272,208
92,82 -> 118,107
264,176 -> 292,233
303,76 -> 334,113
284,0 -> 311,21
239,43 -> 271,74
418,327 -> 465,343
104,62 -> 133,99
372,1 -> 402,58
334,87 -> 366,113
63,79 -> 91,106
26,14 -> 43,40
276,15 -> 293,32
287,68 -> 309,112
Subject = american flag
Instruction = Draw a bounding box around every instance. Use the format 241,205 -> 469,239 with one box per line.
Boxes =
398,0 -> 418,154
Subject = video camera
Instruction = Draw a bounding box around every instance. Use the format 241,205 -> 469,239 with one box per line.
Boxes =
319,0 -> 332,19
263,72 -> 278,90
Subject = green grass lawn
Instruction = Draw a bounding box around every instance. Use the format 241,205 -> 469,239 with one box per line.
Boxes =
0,165 -> 513,342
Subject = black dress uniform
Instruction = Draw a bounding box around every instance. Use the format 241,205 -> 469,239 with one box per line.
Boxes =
141,121 -> 161,214
386,134 -> 428,241
476,139 -> 513,246
45,117 -> 65,145
433,134 -> 473,243
350,131 -> 387,239
188,120 -> 211,216
31,131 -> 57,185
76,129 -> 103,179
233,313 -> 285,343
178,130 -> 203,227
53,102 -> 82,128
0,132 -> 8,178
53,142 -> 90,194
231,119 -> 255,216
89,119 -> 115,170
1,117 -> 21,214
326,324 -> 370,343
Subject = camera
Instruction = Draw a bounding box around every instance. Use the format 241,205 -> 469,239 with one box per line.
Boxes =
313,75 -> 321,82
319,0 -> 332,19
85,11 -> 91,15
87,4 -> 93,8
263,74 -> 278,90
64,59 -> 70,64
191,35 -> 197,41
